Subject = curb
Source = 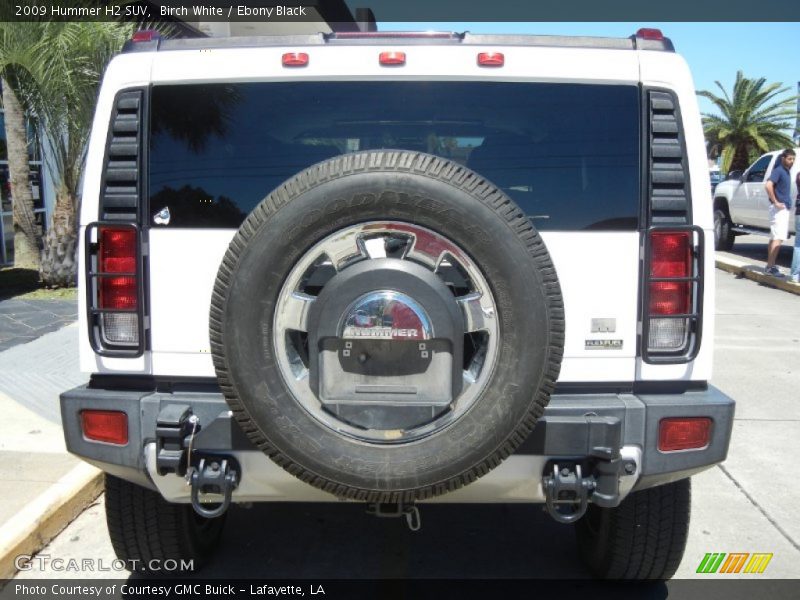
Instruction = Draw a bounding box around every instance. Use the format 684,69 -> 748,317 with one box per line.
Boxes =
715,257 -> 800,296
0,463 -> 102,579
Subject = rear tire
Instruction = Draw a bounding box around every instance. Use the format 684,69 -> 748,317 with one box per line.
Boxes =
575,478 -> 691,579
105,474 -> 226,574
714,207 -> 734,251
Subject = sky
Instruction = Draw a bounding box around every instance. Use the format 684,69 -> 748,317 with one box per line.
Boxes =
386,22 -> 800,120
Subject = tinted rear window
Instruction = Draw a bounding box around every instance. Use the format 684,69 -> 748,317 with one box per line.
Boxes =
149,82 -> 640,230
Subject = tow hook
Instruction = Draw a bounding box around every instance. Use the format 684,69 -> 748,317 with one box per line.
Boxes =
366,502 -> 422,532
542,463 -> 596,524
189,457 -> 239,519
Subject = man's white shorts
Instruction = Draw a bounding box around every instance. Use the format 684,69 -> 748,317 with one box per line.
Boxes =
769,205 -> 790,240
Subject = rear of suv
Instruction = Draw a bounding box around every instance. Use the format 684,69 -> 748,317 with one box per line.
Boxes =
61,29 -> 734,579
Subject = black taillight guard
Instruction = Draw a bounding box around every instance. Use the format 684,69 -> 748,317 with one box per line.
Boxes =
641,225 -> 704,364
85,221 -> 146,357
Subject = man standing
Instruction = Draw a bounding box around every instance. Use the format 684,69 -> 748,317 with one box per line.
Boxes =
791,171 -> 800,283
765,148 -> 795,277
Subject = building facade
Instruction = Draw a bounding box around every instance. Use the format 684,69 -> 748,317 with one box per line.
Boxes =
0,109 -> 54,266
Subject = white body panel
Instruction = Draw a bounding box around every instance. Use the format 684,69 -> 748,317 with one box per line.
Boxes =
540,232 -> 639,382
148,229 -> 233,376
150,44 -> 640,85
718,179 -> 747,223
143,230 -> 641,381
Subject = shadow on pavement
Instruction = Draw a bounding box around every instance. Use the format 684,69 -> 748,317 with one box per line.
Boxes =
726,237 -> 793,269
130,502 -> 588,579
121,502 -> 675,598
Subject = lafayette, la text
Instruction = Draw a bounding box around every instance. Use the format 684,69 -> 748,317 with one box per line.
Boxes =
15,584 -> 324,597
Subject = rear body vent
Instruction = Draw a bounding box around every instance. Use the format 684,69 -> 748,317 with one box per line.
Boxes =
647,90 -> 691,225
86,89 -> 148,357
640,88 -> 702,364
100,90 -> 144,221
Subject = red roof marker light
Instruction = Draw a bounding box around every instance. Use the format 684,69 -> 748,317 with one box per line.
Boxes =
379,51 -> 406,66
636,28 -> 664,41
478,52 -> 504,67
131,30 -> 160,43
282,52 -> 309,67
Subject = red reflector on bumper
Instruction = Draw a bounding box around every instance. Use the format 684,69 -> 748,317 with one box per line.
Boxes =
81,410 -> 128,445
658,417 -> 711,451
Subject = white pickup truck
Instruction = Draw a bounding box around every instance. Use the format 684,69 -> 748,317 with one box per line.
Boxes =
713,149 -> 798,250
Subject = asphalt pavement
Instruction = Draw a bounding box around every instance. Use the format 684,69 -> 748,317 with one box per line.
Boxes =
0,299 -> 77,353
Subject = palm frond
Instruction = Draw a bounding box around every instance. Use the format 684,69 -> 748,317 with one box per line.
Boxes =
697,71 -> 799,171
0,19 -> 136,198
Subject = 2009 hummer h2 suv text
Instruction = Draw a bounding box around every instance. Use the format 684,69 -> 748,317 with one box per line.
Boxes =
61,28 -> 735,579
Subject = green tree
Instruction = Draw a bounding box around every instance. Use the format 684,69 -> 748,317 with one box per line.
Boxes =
0,27 -> 42,270
19,22 -> 134,286
698,71 -> 797,174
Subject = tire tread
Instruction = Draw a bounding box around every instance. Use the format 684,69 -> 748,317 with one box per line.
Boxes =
576,478 -> 691,580
105,474 -> 224,572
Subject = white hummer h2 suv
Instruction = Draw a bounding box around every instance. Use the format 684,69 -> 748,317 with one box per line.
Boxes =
61,28 -> 735,579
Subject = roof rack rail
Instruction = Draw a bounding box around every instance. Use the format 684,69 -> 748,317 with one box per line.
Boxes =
327,31 -> 463,40
121,30 -> 674,54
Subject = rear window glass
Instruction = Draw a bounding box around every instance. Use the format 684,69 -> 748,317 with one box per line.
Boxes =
149,82 -> 640,230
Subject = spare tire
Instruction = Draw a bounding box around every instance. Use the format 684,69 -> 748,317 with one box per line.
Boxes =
210,151 -> 564,502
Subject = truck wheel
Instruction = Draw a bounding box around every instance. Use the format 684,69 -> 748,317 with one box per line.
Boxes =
714,208 -> 734,251
210,150 -> 564,502
105,475 -> 226,573
575,478 -> 691,579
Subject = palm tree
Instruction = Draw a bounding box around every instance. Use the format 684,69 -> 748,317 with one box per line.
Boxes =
37,23 -> 135,286
698,71 -> 797,174
0,21 -> 134,286
0,28 -> 42,270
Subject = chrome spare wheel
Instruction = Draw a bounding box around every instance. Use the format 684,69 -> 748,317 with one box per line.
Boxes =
273,221 -> 498,443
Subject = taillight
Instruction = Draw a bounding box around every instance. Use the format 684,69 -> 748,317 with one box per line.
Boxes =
100,229 -> 137,310
649,231 -> 691,320
81,410 -> 128,445
658,417 -> 711,451
644,228 -> 703,360
98,228 -> 138,345
86,224 -> 142,354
